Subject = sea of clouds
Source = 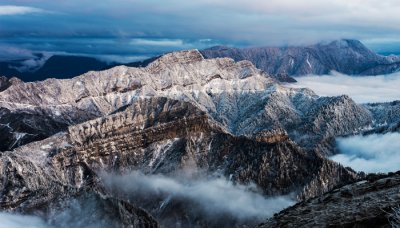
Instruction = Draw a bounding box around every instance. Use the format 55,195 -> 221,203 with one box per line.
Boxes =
289,72 -> 400,103
331,133 -> 400,173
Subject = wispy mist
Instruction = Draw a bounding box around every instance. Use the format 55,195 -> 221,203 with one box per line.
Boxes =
331,133 -> 400,173
289,72 -> 400,103
102,171 -> 294,227
0,195 -> 122,228
0,213 -> 49,228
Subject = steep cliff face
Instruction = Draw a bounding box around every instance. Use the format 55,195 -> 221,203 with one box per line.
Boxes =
260,172 -> 400,227
201,39 -> 400,78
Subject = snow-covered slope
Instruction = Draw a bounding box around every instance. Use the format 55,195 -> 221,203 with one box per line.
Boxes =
0,50 -> 375,152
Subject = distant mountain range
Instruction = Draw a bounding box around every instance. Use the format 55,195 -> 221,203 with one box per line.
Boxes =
201,39 -> 400,76
0,55 -> 157,82
1,39 -> 400,82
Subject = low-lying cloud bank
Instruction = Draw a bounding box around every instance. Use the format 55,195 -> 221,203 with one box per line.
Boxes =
331,133 -> 400,173
0,172 -> 295,227
102,171 -> 295,227
288,72 -> 400,103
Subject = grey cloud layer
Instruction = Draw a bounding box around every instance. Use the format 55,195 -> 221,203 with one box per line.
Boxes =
0,37 -> 230,63
1,1 -> 400,46
0,213 -> 49,228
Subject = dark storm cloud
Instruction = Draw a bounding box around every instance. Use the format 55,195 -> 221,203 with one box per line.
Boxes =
1,0 -> 400,61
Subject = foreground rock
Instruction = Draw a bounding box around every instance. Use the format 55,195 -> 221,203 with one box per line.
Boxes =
260,172 -> 400,227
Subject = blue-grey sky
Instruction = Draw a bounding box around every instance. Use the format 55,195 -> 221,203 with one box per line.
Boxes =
1,0 -> 400,63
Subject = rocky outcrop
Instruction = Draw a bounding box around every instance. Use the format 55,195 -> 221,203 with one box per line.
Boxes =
260,171 -> 400,227
201,39 -> 400,78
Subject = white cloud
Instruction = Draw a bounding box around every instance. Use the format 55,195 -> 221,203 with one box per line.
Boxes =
102,171 -> 294,226
130,38 -> 184,47
0,45 -> 37,61
10,53 -> 52,72
0,5 -> 46,16
288,72 -> 400,103
0,213 -> 49,228
331,133 -> 400,173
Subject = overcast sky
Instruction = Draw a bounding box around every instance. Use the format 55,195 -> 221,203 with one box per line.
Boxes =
1,0 -> 400,61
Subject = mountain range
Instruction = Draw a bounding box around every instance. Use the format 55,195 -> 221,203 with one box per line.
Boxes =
1,39 -> 400,82
0,50 -> 399,227
201,39 -> 400,77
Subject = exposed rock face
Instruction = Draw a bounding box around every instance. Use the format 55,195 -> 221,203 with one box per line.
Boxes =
201,39 -> 400,78
260,172 -> 400,227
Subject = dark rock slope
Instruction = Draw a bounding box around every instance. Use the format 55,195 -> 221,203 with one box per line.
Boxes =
201,39 -> 400,77
260,172 -> 400,228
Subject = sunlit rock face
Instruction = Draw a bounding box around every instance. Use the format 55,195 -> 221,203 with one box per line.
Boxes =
0,49 -> 396,227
